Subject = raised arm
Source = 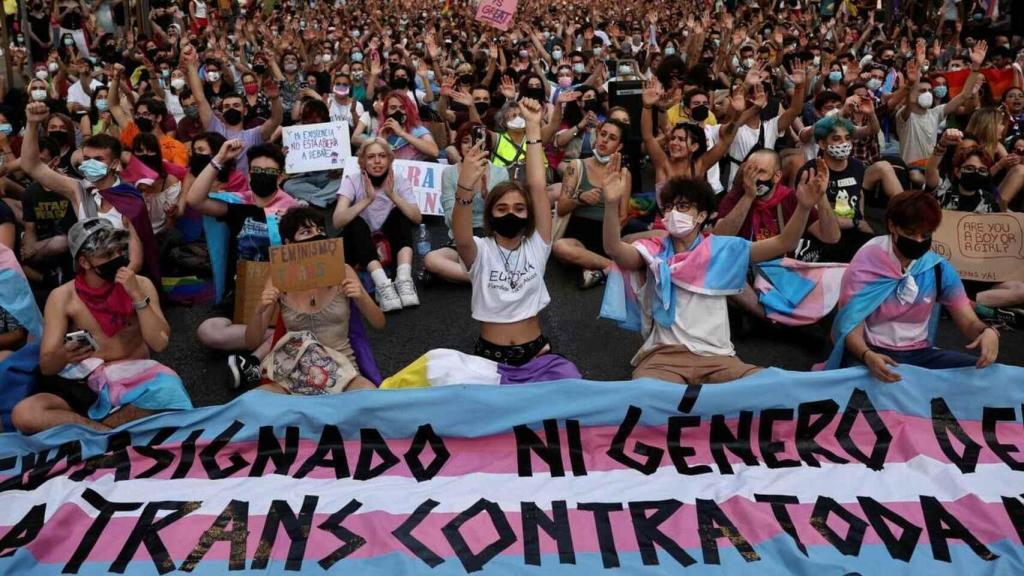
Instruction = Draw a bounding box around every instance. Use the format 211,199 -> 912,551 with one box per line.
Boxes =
777,63 -> 808,133
185,139 -> 240,217
107,64 -> 133,129
182,45 -> 213,128
519,97 -> 551,242
602,154 -> 643,270
927,129 -> 960,189
641,80 -> 669,172
20,103 -> 80,202
452,144 -> 489,269
945,41 -> 988,116
259,80 -> 283,142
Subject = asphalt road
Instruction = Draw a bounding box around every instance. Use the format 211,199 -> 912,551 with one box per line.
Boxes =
154,220 -> 1024,408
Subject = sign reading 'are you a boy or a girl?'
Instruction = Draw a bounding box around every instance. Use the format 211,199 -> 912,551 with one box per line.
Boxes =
269,238 -> 345,293
282,121 -> 351,174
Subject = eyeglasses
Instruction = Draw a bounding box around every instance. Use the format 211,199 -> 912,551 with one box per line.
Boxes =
666,199 -> 695,213
251,167 -> 281,176
960,165 -> 990,176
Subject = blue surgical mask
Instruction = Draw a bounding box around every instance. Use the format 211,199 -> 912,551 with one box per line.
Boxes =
0,123 -> 11,136
351,51 -> 364,63
573,62 -> 586,74
96,98 -> 109,112
79,159 -> 110,182
828,70 -> 842,83
552,49 -> 563,61
934,85 -> 948,99
664,46 -> 676,56
867,78 -> 883,91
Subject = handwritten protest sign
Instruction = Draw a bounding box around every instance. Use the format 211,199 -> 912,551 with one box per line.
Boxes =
932,210 -> 1024,283
344,158 -> 444,216
232,260 -> 273,324
3,365 -> 1024,573
282,121 -> 351,174
475,0 -> 518,30
269,238 -> 345,292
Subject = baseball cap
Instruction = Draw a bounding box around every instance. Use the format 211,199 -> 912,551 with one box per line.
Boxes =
68,217 -> 115,259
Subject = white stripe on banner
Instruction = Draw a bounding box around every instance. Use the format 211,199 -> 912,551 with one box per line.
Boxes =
2,455 -> 1017,523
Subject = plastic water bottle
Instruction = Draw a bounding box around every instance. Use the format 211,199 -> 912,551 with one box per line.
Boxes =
415,224 -> 431,256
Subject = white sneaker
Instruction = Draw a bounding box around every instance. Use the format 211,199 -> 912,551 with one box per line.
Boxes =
395,278 -> 420,308
375,281 -> 403,312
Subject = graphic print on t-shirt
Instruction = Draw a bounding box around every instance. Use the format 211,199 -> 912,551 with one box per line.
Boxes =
487,244 -> 539,294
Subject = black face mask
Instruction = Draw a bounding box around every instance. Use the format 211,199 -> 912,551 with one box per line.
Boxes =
491,213 -> 529,238
136,153 -> 161,172
474,101 -> 490,116
91,254 -> 129,281
523,87 -> 545,102
223,108 -> 244,126
367,170 -> 389,187
389,110 -> 407,126
958,171 -> 990,192
391,76 -> 409,90
134,116 -> 155,132
691,105 -> 710,122
189,153 -> 212,177
583,99 -> 604,114
48,130 -> 69,146
754,178 -> 775,197
249,172 -> 279,198
253,64 -> 268,76
894,233 -> 932,261
298,233 -> 328,244
459,74 -> 474,86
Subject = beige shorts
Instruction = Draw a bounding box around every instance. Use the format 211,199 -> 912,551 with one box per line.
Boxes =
633,345 -> 761,385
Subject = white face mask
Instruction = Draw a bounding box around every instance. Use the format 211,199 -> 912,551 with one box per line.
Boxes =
206,71 -> 221,82
31,89 -> 48,102
552,49 -> 563,61
48,62 -> 59,73
826,141 -> 853,160
506,116 -> 526,130
742,58 -> 755,69
171,77 -> 186,90
35,69 -> 49,81
917,92 -> 934,109
665,210 -> 700,238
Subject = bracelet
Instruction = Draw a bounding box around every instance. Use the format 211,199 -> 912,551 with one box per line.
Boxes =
209,158 -> 224,171
643,104 -> 653,109
457,183 -> 474,192
860,349 -> 871,363
457,195 -> 475,206
525,139 -> 542,145
932,146 -> 946,156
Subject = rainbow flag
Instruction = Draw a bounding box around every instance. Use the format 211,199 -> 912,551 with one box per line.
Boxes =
2,367 -> 1024,572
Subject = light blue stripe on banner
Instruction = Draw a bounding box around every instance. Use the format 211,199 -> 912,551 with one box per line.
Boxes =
1,365 -> 1022,461
10,537 -> 1023,575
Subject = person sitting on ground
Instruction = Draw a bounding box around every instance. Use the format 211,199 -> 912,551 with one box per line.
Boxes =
601,164 -> 828,385
244,206 -> 384,394
552,118 -> 637,289
332,137 -> 423,312
11,218 -> 191,434
20,136 -> 78,288
824,191 -> 1000,381
426,121 -> 510,284
109,65 -> 190,168
450,97 -> 579,374
187,139 -> 298,386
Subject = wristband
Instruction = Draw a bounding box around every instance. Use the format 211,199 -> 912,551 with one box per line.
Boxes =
133,296 -> 151,311
525,139 -> 543,145
643,104 -> 653,109
209,158 -> 224,171
457,195 -> 474,206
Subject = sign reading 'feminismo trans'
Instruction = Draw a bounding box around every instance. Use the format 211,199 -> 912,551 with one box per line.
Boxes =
1,365 -> 1024,574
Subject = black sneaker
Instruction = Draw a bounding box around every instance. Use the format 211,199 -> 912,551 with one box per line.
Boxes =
228,354 -> 262,390
580,269 -> 607,290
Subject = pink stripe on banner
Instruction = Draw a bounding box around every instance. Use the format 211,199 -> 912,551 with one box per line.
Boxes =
49,410 -> 1013,485
19,495 -> 1016,565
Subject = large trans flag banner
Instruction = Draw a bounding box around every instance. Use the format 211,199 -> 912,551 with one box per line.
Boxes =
1,365 -> 1023,574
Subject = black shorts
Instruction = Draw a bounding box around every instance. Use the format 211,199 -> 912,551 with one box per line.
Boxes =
563,217 -> 605,255
34,374 -> 98,417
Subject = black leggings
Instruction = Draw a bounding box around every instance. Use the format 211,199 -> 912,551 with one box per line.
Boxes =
343,209 -> 415,268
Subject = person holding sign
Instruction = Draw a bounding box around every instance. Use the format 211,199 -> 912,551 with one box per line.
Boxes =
452,97 -> 578,374
825,192 -> 1000,381
333,138 -> 423,313
245,207 -> 384,394
426,121 -> 510,284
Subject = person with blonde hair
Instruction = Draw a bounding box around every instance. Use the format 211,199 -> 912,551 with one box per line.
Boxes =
333,138 -> 423,312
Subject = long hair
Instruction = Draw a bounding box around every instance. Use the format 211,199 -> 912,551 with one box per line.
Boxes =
377,92 -> 422,130
132,132 -> 166,177
482,181 -> 535,238
964,108 -> 1003,159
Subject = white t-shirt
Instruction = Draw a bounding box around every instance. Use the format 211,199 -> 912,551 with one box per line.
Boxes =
635,283 -> 735,363
143,181 -> 181,234
896,105 -> 946,166
67,79 -> 105,111
703,124 -> 723,195
329,97 -> 364,128
469,231 -> 551,323
724,116 -> 782,189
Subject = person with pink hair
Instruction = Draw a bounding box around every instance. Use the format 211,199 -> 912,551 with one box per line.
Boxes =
375,92 -> 439,161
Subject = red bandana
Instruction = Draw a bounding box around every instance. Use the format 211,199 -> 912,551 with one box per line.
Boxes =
74,275 -> 134,337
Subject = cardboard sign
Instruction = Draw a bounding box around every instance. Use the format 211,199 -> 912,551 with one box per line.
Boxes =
281,121 -> 352,174
344,158 -> 445,216
269,238 -> 346,292
931,210 -> 1024,283
475,0 -> 518,30
233,260 -> 273,325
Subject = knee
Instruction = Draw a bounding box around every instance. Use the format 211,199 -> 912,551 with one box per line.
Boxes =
552,239 -> 574,260
11,397 -> 44,434
196,317 -> 228,346
423,249 -> 445,273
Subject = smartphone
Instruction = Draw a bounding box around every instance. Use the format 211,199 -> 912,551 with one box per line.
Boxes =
65,330 -> 99,352
472,125 -> 486,144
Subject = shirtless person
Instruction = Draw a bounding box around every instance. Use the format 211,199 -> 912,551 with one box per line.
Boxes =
11,218 -> 191,434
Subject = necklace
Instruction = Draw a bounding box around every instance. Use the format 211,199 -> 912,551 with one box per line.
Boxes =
497,240 -> 523,289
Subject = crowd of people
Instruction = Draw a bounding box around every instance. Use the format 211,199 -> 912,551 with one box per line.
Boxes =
0,0 -> 1022,435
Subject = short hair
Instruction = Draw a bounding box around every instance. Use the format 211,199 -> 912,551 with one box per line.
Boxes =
952,145 -> 993,169
194,131 -> 227,155
747,149 -> 782,172
300,99 -> 330,124
357,138 -> 395,169
454,121 -> 492,155
886,190 -> 942,234
813,90 -> 843,111
279,206 -> 325,242
602,118 -> 630,145
81,134 -> 122,159
246,143 -> 285,170
659,177 -> 717,216
136,97 -> 167,120
682,89 -> 709,108
813,115 -> 856,142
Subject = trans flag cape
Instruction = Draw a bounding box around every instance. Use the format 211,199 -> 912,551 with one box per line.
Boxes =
58,358 -> 193,420
601,233 -> 749,332
0,245 -> 44,431
382,348 -> 580,389
2,365 -> 1024,574
823,236 -> 964,370
753,258 -> 847,326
